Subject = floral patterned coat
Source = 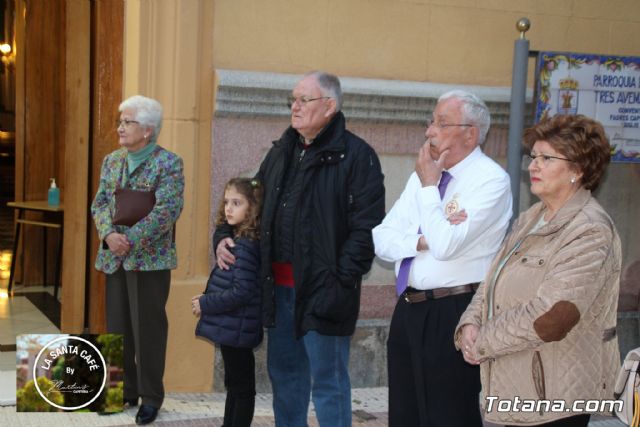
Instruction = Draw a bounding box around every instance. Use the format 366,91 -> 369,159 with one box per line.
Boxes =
91,146 -> 184,274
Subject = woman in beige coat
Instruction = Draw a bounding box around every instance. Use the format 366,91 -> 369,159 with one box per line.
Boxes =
456,114 -> 621,427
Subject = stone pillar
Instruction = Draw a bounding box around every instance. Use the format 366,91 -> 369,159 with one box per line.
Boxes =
123,0 -> 214,392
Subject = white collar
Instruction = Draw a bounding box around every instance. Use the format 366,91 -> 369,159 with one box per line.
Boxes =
446,146 -> 482,178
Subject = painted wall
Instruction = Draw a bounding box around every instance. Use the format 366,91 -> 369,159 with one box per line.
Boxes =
211,0 -> 640,260
123,0 -> 640,392
123,0 -> 216,393
212,0 -> 640,84
210,0 -> 640,303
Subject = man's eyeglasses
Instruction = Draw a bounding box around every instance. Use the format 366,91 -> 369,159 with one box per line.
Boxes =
287,96 -> 331,108
527,153 -> 574,166
116,119 -> 140,128
426,120 -> 474,130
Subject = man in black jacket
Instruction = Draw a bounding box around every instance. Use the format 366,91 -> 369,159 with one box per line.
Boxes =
215,71 -> 385,427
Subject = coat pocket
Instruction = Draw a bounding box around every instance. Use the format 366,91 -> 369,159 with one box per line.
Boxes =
532,350 -> 547,414
312,273 -> 360,323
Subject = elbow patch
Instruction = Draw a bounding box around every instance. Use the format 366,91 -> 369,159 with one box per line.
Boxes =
533,301 -> 580,342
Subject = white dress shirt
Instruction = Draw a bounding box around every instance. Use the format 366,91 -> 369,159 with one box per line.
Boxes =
373,147 -> 512,290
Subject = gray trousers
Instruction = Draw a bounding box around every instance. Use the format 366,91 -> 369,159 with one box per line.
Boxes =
106,268 -> 171,408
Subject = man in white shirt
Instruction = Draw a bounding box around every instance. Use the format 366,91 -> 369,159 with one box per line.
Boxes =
373,90 -> 512,427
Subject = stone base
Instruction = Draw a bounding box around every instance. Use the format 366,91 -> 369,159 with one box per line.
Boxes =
617,312 -> 640,361
213,308 -> 640,393
213,317 -> 391,393
213,284 -> 396,392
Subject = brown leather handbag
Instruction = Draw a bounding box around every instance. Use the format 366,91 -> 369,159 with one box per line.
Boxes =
113,188 -> 156,227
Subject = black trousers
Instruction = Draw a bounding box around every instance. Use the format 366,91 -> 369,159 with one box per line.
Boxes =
106,268 -> 171,408
388,291 -> 482,427
220,345 -> 256,427
507,414 -> 590,427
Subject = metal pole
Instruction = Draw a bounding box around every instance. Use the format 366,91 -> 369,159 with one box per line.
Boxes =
507,18 -> 530,224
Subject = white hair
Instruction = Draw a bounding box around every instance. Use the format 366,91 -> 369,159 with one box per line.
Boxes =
304,71 -> 343,111
438,90 -> 491,144
119,95 -> 163,142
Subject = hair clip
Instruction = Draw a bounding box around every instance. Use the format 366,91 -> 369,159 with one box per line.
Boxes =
250,179 -> 260,187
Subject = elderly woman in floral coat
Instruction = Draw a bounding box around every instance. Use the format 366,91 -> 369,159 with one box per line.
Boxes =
91,95 -> 184,426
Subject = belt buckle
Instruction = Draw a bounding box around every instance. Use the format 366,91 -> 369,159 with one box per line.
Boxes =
404,292 -> 411,303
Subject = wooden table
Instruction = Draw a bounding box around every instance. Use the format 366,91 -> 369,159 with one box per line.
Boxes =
7,201 -> 64,298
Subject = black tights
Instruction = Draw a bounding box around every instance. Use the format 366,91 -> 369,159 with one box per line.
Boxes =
220,345 -> 256,427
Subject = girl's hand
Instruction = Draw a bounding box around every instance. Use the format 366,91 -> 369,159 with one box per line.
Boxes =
191,295 -> 202,317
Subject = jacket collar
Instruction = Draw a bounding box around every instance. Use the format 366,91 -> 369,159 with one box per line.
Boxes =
276,111 -> 347,153
521,187 -> 592,236
447,146 -> 482,178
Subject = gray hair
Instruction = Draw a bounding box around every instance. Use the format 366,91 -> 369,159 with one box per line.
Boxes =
119,95 -> 163,142
438,90 -> 491,144
305,71 -> 343,111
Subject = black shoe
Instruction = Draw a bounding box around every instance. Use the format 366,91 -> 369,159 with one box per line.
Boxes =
124,397 -> 139,408
135,405 -> 159,425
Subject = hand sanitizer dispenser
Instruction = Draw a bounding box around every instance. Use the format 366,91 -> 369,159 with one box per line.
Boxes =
48,178 -> 60,206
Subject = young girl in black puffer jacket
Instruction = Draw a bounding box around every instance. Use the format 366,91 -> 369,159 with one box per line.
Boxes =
192,177 -> 262,427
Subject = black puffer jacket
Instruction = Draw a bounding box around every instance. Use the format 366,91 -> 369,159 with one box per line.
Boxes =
254,112 -> 384,337
195,237 -> 262,348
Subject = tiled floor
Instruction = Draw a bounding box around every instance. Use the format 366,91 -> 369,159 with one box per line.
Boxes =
0,282 -> 60,406
0,279 -> 626,426
0,388 -> 390,426
0,387 -> 625,427
0,280 -> 391,425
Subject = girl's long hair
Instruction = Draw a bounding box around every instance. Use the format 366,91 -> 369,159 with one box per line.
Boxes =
215,178 -> 263,240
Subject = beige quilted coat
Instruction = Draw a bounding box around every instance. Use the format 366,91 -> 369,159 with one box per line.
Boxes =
456,188 -> 621,425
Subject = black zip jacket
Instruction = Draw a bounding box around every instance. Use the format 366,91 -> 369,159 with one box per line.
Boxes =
216,112 -> 385,337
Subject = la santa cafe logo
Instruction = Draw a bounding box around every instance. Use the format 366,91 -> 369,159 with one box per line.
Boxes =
33,336 -> 107,410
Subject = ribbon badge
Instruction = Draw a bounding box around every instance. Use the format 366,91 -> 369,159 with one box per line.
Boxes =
445,193 -> 460,216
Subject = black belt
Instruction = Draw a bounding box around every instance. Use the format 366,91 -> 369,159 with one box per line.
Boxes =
403,283 -> 480,303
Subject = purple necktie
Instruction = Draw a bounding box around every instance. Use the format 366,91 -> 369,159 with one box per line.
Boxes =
395,171 -> 452,296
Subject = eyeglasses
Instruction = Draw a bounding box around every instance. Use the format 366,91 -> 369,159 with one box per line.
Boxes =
426,120 -> 474,130
116,119 -> 140,128
287,95 -> 331,108
526,152 -> 574,166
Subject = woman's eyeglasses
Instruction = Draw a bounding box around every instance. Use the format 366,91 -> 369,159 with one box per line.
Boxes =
116,119 -> 140,129
527,153 -> 574,166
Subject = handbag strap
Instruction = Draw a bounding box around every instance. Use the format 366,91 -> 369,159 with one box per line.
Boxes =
117,155 -> 129,190
625,359 -> 639,425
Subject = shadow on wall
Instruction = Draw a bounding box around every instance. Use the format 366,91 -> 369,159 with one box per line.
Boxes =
619,259 -> 640,312
617,260 -> 640,362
